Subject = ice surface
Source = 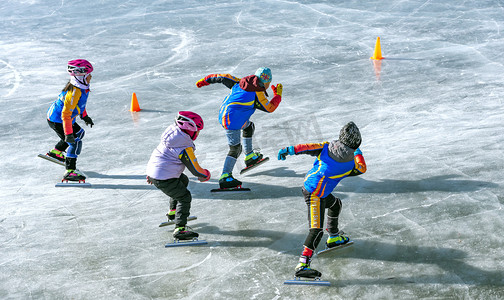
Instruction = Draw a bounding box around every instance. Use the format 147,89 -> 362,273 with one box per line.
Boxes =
1,0 -> 503,299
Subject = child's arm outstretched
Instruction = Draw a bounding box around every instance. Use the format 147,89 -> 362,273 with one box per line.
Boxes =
196,74 -> 241,89
179,147 -> 211,182
277,142 -> 327,160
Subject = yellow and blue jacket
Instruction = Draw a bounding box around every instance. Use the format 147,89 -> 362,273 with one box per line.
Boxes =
294,141 -> 367,198
47,86 -> 89,135
201,74 -> 281,130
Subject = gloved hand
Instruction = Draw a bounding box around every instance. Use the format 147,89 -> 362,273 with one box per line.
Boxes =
271,83 -> 283,97
81,115 -> 94,127
198,169 -> 211,182
196,78 -> 210,88
354,148 -> 362,156
278,146 -> 295,160
65,134 -> 75,144
146,176 -> 153,185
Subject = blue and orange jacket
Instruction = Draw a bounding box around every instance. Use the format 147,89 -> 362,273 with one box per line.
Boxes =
200,74 -> 281,130
47,86 -> 90,135
294,141 -> 367,198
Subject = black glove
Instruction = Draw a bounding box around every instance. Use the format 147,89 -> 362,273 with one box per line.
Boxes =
82,115 -> 94,127
65,134 -> 76,144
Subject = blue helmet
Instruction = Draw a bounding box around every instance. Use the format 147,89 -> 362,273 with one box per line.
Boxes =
254,67 -> 272,85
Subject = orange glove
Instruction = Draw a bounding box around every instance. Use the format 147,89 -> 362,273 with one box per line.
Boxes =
271,83 -> 283,97
196,78 -> 210,88
198,169 -> 211,182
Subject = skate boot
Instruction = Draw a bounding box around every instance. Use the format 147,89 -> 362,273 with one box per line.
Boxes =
173,226 -> 199,240
244,151 -> 264,168
47,148 -> 65,162
63,169 -> 86,182
295,255 -> 322,278
326,231 -> 350,248
219,173 -> 242,189
166,209 -> 176,221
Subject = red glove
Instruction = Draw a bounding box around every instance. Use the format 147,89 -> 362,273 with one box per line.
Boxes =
146,176 -> 153,185
198,169 -> 211,182
196,78 -> 210,88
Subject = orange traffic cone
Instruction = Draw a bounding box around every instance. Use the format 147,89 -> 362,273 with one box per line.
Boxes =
370,37 -> 384,60
130,93 -> 141,112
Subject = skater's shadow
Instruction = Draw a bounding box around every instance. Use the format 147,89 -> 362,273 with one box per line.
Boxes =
196,224 -> 305,252
323,240 -> 504,287
90,184 -> 155,190
242,166 -> 305,178
191,180 -> 303,199
84,171 -> 146,180
340,174 -> 498,194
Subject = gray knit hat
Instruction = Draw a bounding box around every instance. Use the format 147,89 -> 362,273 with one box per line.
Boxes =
339,121 -> 361,149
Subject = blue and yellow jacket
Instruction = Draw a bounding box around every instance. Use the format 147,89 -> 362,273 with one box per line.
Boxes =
200,74 -> 281,130
294,141 -> 367,198
47,86 -> 90,135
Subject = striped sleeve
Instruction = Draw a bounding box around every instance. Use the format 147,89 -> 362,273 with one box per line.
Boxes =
293,142 -> 327,156
254,91 -> 281,113
179,147 -> 207,177
348,154 -> 367,176
61,87 -> 82,135
204,74 -> 241,89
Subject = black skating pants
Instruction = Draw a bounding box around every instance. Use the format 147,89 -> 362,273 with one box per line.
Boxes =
302,187 -> 342,251
150,174 -> 192,227
47,120 -> 82,170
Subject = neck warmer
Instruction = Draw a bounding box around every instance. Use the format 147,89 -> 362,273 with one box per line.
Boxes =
70,74 -> 91,90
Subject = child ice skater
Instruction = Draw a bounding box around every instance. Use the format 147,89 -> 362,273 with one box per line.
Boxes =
46,59 -> 95,181
146,111 -> 211,240
196,67 -> 283,189
277,121 -> 367,278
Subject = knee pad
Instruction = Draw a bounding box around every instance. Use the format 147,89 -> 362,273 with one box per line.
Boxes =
227,144 -> 242,158
66,140 -> 82,158
242,122 -> 255,138
75,140 -> 83,156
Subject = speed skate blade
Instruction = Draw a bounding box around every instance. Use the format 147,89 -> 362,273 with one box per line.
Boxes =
316,240 -> 354,256
165,239 -> 207,248
55,182 -> 91,188
38,154 -> 65,166
159,216 -> 198,227
240,157 -> 269,175
284,277 -> 330,286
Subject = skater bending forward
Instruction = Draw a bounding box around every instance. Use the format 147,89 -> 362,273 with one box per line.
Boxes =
196,67 -> 282,189
146,111 -> 211,240
277,122 -> 367,278
46,59 -> 95,181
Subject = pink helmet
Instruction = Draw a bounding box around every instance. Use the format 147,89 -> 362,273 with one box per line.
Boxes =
175,111 -> 204,132
67,59 -> 93,76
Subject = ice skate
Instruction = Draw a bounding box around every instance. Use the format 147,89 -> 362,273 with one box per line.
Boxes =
165,226 -> 207,248
218,173 -> 242,189
159,215 -> 197,227
173,226 -> 199,240
166,209 -> 176,221
326,231 -> 350,248
63,169 -> 86,182
317,231 -> 354,255
244,151 -> 264,168
47,149 -> 65,162
294,255 -> 322,279
240,152 -> 269,174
